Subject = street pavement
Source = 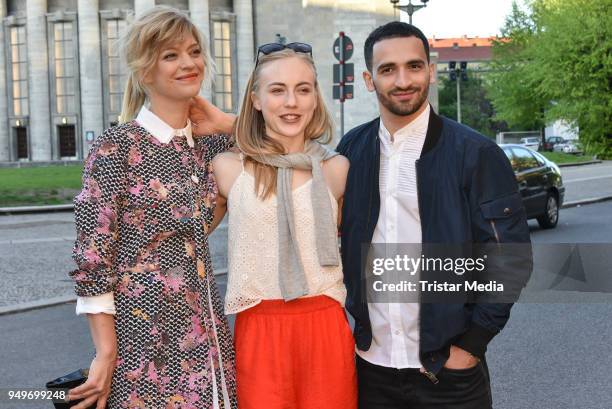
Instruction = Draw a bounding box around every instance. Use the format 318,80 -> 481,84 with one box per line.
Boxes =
0,161 -> 610,310
0,201 -> 611,408
0,215 -> 229,309
560,160 -> 612,203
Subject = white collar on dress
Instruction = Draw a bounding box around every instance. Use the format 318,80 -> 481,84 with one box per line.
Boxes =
135,105 -> 194,148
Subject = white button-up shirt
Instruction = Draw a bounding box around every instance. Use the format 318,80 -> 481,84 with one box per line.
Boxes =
356,105 -> 430,369
75,105 -> 193,315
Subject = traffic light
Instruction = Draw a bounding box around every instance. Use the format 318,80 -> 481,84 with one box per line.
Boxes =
448,61 -> 468,81
460,61 -> 468,82
449,61 -> 457,81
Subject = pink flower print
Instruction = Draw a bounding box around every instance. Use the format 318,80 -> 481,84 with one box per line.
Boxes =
83,247 -> 102,268
147,360 -> 171,394
171,204 -> 193,221
126,132 -> 141,143
149,179 -> 169,200
76,178 -> 102,202
71,270 -> 88,282
128,145 -> 142,166
149,136 -> 163,147
172,139 -> 184,152
127,247 -> 159,274
181,155 -> 190,167
128,177 -> 144,197
116,275 -> 145,298
179,316 -> 209,351
184,240 -> 196,259
184,290 -> 202,314
166,395 -> 186,409
186,370 -> 205,391
88,179 -> 102,200
121,391 -> 145,409
157,267 -> 185,295
125,359 -> 146,382
95,206 -> 117,235
97,141 -> 118,156
122,208 -> 145,231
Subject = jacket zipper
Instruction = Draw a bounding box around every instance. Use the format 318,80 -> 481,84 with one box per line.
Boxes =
416,159 -> 439,384
490,220 -> 500,243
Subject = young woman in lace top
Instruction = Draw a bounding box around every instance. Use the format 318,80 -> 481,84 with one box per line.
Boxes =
68,7 -> 236,409
212,45 -> 357,408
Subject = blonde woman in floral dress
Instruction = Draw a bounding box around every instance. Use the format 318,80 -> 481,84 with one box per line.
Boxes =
67,7 -> 236,409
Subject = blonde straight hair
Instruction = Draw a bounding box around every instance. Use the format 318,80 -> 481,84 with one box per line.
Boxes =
235,49 -> 334,199
118,6 -> 214,123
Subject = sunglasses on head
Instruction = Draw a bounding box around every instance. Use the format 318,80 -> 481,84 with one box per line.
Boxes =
255,42 -> 313,66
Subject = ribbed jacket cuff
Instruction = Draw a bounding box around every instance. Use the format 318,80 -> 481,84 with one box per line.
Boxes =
454,323 -> 497,359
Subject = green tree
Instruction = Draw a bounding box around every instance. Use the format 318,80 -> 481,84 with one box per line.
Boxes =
488,0 -> 612,158
487,2 -> 549,134
438,71 -> 506,138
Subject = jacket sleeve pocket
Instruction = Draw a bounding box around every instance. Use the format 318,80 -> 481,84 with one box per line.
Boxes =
479,192 -> 526,243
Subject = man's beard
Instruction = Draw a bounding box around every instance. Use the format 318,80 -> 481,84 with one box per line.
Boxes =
375,85 -> 429,117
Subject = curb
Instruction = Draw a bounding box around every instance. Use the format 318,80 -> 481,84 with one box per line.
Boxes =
0,295 -> 77,316
0,269 -> 228,316
562,195 -> 612,209
558,160 -> 602,168
0,203 -> 74,215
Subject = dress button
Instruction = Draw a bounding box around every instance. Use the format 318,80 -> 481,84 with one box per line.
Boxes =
503,207 -> 511,215
191,175 -> 199,183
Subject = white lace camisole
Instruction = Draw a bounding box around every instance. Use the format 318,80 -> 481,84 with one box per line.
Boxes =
224,158 -> 347,314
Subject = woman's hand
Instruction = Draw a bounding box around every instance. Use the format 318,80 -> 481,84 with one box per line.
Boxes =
68,354 -> 116,409
69,312 -> 117,408
189,96 -> 236,136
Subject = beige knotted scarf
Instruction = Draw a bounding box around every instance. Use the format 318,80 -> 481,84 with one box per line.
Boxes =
251,140 -> 340,300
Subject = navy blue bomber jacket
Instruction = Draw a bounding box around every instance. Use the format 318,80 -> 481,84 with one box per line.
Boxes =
336,109 -> 532,377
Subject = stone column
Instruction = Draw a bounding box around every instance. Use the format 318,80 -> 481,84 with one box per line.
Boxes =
26,0 -> 52,160
234,0 -> 254,101
189,0 -> 211,99
134,0 -> 155,18
0,0 -> 9,161
77,0 -> 103,158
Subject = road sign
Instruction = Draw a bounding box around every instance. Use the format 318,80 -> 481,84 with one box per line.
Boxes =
333,35 -> 354,61
333,84 -> 354,100
333,63 -> 354,83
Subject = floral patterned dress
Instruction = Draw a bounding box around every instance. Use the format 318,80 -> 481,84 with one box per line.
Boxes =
70,121 -> 236,409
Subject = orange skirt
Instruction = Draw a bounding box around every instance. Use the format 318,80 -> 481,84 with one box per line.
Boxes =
234,295 -> 357,409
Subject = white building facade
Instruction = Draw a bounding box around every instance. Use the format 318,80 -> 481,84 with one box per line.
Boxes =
0,0 -> 438,162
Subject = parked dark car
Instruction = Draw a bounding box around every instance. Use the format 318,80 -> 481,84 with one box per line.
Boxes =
501,144 -> 565,229
542,136 -> 566,152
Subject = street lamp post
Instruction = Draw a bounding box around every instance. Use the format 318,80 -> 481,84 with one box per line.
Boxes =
389,0 -> 430,24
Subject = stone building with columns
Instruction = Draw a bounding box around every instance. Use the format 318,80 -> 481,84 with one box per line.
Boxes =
0,0 -> 437,162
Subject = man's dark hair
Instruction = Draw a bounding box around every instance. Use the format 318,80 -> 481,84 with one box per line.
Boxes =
364,21 -> 430,72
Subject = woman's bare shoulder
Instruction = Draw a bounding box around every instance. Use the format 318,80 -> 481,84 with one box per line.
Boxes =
322,154 -> 350,176
212,151 -> 241,168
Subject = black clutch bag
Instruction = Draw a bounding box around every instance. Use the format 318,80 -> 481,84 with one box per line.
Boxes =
45,368 -> 99,409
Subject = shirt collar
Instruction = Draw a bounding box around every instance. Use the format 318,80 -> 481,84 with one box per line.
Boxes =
379,104 -> 430,148
135,105 -> 194,147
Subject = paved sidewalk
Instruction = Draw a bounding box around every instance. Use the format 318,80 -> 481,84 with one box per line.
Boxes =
560,160 -> 612,203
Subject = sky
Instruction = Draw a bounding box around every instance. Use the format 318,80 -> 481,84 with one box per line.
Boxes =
397,0 -> 519,38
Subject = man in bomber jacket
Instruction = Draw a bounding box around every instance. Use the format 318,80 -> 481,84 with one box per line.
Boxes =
336,22 -> 532,409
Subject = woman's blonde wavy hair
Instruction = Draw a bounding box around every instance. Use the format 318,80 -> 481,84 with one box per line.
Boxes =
118,6 -> 213,123
235,49 -> 334,199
